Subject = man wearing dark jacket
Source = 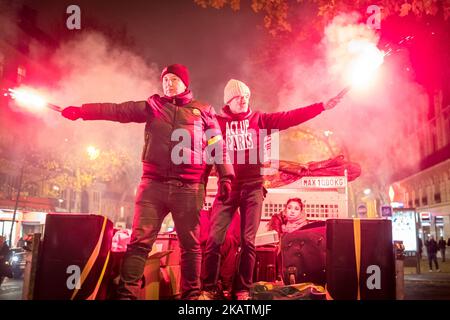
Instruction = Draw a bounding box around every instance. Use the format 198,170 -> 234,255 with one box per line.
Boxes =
0,236 -> 12,289
201,79 -> 344,300
425,235 -> 440,272
61,64 -> 234,300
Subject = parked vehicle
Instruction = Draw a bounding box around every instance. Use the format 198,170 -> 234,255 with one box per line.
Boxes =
10,248 -> 26,279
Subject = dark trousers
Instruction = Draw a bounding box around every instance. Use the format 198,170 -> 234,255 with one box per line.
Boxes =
203,181 -> 265,293
428,253 -> 439,270
440,249 -> 446,262
117,178 -> 205,300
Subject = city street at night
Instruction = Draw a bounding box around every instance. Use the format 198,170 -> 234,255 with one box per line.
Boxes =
0,0 -> 449,306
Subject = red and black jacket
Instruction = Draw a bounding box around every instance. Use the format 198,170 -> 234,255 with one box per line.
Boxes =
215,102 -> 325,183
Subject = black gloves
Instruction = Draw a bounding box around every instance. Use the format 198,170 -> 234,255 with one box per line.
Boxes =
62,106 -> 82,120
218,179 -> 232,202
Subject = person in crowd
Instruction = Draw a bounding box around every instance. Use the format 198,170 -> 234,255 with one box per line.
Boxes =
62,64 -> 234,300
0,236 -> 12,289
425,235 -> 440,272
417,237 -> 423,260
201,79 -> 345,300
268,198 -> 309,235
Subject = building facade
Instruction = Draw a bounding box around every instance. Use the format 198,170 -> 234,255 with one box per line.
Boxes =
391,89 -> 450,240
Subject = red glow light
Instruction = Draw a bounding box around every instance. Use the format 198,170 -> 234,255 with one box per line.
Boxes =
8,87 -> 48,112
346,40 -> 385,89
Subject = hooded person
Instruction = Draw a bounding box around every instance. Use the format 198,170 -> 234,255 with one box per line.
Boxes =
200,79 -> 345,300
61,64 -> 234,300
0,236 -> 12,288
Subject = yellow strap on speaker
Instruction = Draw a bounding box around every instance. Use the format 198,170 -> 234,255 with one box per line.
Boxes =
71,216 -> 108,300
325,219 -> 362,300
86,250 -> 110,300
353,218 -> 361,300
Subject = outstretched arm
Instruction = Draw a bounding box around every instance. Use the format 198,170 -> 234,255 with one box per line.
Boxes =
62,101 -> 150,123
259,88 -> 347,130
259,102 -> 325,131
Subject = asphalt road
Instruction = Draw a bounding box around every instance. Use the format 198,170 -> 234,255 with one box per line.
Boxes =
2,276 -> 450,300
2,257 -> 450,300
0,278 -> 22,300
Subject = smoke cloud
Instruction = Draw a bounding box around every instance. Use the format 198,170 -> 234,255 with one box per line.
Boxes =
0,1 -> 20,43
274,13 -> 427,188
31,32 -> 161,175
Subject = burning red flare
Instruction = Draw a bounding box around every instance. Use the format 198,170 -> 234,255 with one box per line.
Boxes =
345,40 -> 385,89
5,87 -> 61,112
8,87 -> 47,111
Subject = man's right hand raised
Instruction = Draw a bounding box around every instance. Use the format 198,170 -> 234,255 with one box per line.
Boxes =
62,106 -> 82,120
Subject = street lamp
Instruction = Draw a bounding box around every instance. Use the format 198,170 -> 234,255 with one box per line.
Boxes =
323,130 -> 333,138
86,145 -> 100,160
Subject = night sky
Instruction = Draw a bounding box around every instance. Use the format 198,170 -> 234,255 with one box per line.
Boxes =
20,0 -> 268,107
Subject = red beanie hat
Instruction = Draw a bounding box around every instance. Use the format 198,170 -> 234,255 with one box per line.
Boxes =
160,64 -> 190,88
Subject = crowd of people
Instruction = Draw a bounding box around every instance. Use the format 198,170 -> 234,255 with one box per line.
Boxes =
418,235 -> 448,272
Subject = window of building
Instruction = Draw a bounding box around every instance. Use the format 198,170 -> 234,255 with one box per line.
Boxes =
26,183 -> 39,197
428,95 -> 435,120
0,173 -> 6,192
17,65 -> 27,83
421,196 -> 428,206
93,191 -> 100,203
418,129 -> 427,158
414,198 -> 420,207
70,189 -> 76,210
444,105 -> 450,147
434,192 -> 441,203
430,120 -> 438,153
7,174 -> 19,189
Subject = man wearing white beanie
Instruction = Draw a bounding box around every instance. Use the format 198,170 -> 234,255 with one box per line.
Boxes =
222,79 -> 252,109
201,79 -> 344,300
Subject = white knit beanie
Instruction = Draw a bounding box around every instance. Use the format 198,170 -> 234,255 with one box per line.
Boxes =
223,79 -> 251,105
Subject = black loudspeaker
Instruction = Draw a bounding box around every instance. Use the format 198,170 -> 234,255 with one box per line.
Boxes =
253,245 -> 278,282
326,219 -> 396,300
34,213 -> 113,300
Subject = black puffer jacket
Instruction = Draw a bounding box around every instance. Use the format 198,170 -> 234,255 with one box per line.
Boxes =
80,90 -> 234,184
